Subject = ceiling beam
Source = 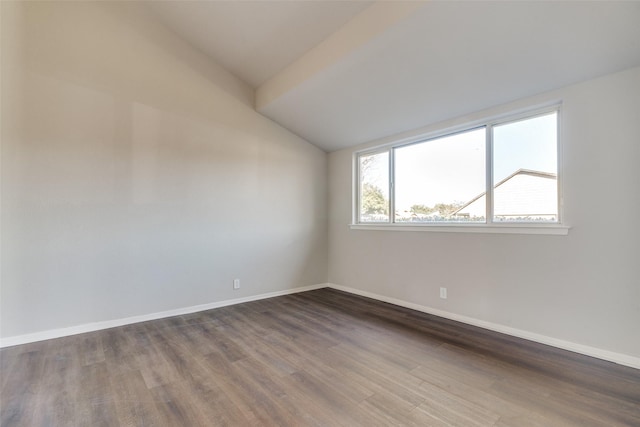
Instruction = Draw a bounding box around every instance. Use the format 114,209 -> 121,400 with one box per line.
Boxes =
255,1 -> 424,111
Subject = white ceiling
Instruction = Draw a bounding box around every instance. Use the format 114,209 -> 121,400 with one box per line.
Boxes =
148,1 -> 640,152
147,1 -> 372,87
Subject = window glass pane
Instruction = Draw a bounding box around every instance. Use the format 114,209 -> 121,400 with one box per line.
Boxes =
492,112 -> 558,222
395,128 -> 486,223
359,151 -> 389,223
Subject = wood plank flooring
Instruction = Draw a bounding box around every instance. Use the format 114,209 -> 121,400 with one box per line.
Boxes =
1,288 -> 639,426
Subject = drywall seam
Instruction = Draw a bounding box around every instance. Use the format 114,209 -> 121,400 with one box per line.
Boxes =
0,283 -> 329,348
327,283 -> 640,370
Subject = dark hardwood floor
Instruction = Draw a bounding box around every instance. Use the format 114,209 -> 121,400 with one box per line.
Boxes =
1,288 -> 639,426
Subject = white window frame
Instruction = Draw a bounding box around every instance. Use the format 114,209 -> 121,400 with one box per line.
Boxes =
352,105 -> 569,235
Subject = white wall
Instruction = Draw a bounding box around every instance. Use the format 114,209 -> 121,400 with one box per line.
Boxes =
2,1 -> 638,366
1,1 -> 327,339
329,66 -> 640,362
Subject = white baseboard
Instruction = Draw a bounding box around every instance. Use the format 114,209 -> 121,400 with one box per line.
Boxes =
0,283 -> 329,348
4,282 -> 639,370
326,283 -> 640,370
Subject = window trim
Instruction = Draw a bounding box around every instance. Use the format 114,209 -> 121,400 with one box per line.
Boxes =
352,104 -> 568,235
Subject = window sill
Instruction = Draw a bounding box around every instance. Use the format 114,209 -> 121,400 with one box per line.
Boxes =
349,223 -> 570,235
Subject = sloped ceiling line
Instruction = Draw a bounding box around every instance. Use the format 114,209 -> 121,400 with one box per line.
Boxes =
149,1 -> 640,152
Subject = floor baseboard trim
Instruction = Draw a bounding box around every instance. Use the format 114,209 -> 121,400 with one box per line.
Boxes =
326,283 -> 640,370
0,283 -> 329,348
5,282 -> 638,370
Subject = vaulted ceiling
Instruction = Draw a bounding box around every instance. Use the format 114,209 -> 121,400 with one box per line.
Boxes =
148,1 -> 640,152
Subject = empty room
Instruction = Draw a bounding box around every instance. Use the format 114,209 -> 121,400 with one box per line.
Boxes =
1,1 -> 639,425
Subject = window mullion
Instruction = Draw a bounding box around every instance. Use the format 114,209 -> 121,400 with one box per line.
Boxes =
486,125 -> 494,224
389,148 -> 395,224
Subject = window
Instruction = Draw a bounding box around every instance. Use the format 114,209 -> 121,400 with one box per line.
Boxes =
358,151 -> 390,223
395,128 -> 486,223
355,107 -> 561,228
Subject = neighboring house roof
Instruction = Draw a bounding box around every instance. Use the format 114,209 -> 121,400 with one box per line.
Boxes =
453,169 -> 557,218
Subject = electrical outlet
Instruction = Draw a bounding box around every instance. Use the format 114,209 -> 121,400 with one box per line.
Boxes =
439,287 -> 447,299
233,279 -> 240,290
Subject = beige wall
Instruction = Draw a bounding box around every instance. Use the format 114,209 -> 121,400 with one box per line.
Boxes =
328,66 -> 640,361
1,1 -> 327,339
